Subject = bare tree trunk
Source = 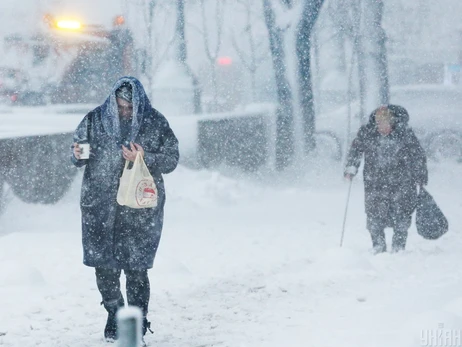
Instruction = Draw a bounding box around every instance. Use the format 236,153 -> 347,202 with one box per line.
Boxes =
176,0 -> 187,63
0,178 -> 5,218
231,0 -> 267,104
296,0 -> 324,153
143,2 -> 176,81
357,41 -> 367,122
326,0 -> 351,76
146,0 -> 155,97
345,46 -> 356,163
361,0 -> 389,115
338,32 -> 347,75
312,26 -> 321,116
233,0 -> 258,102
176,0 -> 202,113
199,0 -> 225,112
211,67 -> 218,110
263,0 -> 294,170
245,0 -> 258,103
352,0 -> 367,123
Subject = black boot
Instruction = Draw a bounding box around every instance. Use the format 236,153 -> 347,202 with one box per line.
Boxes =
392,228 -> 408,253
369,228 -> 387,254
102,296 -> 125,341
104,311 -> 117,341
140,318 -> 153,347
391,217 -> 411,253
95,268 -> 125,341
142,317 -> 154,336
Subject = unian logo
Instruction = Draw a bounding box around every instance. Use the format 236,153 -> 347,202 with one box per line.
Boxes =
136,179 -> 157,206
421,324 -> 462,347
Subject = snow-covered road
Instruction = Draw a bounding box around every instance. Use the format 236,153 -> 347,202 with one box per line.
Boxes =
0,160 -> 461,347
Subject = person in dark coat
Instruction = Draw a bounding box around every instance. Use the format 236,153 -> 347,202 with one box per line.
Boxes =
344,105 -> 427,253
71,76 -> 179,341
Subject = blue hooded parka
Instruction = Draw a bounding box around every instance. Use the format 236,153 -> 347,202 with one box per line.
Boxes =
71,77 -> 179,269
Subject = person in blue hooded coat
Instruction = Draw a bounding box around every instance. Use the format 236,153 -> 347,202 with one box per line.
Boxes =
71,77 -> 179,341
344,105 -> 427,253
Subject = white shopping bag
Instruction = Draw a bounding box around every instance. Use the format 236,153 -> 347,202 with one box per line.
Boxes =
117,152 -> 158,209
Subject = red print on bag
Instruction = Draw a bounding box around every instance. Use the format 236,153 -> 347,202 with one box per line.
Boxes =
143,187 -> 156,199
136,180 -> 157,206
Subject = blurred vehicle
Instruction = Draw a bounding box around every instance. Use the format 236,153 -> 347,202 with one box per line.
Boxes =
390,84 -> 462,162
3,13 -> 136,105
0,67 -> 29,104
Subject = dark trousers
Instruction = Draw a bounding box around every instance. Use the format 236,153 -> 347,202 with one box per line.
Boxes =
367,215 -> 412,252
95,268 -> 150,318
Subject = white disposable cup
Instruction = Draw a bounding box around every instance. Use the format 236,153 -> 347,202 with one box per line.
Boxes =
79,143 -> 90,159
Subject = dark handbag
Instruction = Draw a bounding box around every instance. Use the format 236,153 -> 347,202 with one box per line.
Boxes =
416,187 -> 448,240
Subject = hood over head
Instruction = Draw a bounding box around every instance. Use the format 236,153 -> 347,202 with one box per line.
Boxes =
368,104 -> 410,127
100,76 -> 152,142
115,82 -> 133,103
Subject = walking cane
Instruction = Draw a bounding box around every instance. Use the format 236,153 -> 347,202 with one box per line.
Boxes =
340,179 -> 353,247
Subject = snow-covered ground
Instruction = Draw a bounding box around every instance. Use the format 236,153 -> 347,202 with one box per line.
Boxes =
0,157 -> 460,347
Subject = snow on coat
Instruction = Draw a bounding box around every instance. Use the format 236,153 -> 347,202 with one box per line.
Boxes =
71,77 -> 179,270
345,105 -> 428,229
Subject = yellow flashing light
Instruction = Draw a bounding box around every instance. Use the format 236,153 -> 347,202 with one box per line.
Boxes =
56,20 -> 82,30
